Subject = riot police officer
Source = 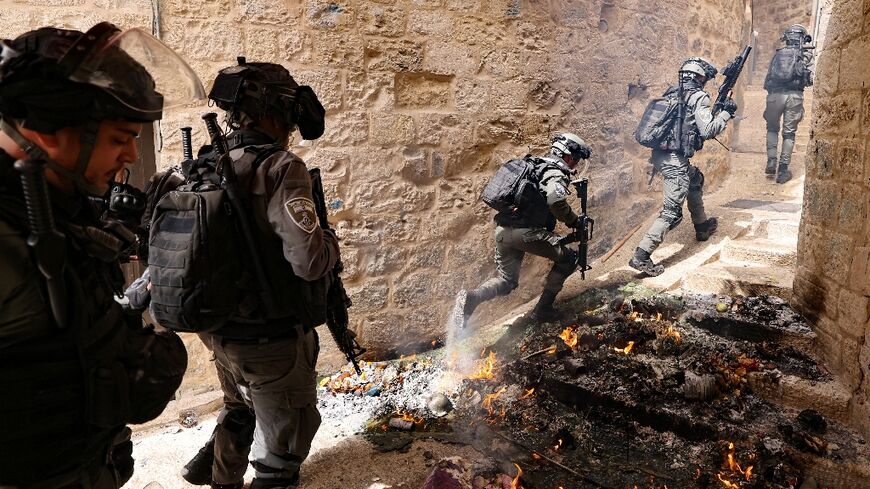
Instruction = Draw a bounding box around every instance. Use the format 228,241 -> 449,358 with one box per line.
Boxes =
763,24 -> 814,183
458,133 -> 591,324
170,60 -> 337,489
0,23 -> 203,488
629,57 -> 735,277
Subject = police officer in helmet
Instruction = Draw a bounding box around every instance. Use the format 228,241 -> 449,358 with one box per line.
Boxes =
179,59 -> 337,489
629,57 -> 735,277
458,133 -> 591,324
0,23 -> 203,488
763,24 -> 814,183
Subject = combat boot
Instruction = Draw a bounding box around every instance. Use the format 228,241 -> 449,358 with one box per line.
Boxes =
530,290 -> 559,322
181,437 -> 215,486
250,474 -> 299,489
694,217 -> 718,241
775,165 -> 792,184
628,248 -> 664,277
765,157 -> 777,176
211,483 -> 243,489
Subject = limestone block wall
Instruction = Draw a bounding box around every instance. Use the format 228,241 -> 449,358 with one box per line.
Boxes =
0,0 -> 747,363
793,0 -> 870,438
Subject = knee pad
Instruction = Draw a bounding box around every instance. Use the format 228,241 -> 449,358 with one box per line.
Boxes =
555,248 -> 578,274
222,408 -> 255,436
782,132 -> 796,141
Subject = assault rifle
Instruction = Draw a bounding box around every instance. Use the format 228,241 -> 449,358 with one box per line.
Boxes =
201,112 -> 276,312
309,168 -> 366,375
713,45 -> 752,115
558,178 -> 594,280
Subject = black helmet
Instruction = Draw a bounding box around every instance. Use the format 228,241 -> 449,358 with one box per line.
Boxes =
209,58 -> 325,140
0,23 -> 204,195
782,24 -> 812,46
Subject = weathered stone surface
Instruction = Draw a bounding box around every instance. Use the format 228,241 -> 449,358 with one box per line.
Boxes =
305,0 -> 356,29
365,39 -> 424,72
395,73 -> 454,108
320,111 -> 369,146
837,288 -> 870,336
348,278 -> 390,311
245,27 -> 307,63
838,184 -> 866,235
369,112 -> 415,147
234,0 -> 301,25
358,3 -> 406,37
422,41 -> 479,76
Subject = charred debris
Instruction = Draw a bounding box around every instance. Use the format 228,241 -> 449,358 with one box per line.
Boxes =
318,284 -> 870,489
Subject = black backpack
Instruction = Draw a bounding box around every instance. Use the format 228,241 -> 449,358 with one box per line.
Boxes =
147,147 -> 279,333
481,157 -> 544,213
635,92 -> 681,150
764,46 -> 806,91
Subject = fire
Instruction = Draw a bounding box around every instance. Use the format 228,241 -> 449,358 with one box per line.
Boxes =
559,326 -> 579,349
656,312 -> 662,321
613,341 -> 635,355
393,409 -> 424,425
482,386 -> 507,414
510,463 -> 523,489
717,441 -> 754,486
553,438 -> 563,451
469,351 -> 497,380
519,388 -> 535,400
546,345 -> 558,354
664,324 -> 682,343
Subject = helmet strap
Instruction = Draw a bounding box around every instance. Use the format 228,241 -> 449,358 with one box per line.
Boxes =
0,116 -> 104,196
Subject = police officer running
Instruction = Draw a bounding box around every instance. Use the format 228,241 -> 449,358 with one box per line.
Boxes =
763,24 -> 814,183
0,23 -> 202,488
629,57 -> 736,277
176,60 -> 338,489
459,133 -> 592,324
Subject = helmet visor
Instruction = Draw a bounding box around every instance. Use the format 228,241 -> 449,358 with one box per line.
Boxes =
69,28 -> 205,116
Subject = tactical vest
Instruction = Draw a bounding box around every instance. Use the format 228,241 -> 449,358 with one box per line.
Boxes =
0,156 -> 186,486
492,157 -> 558,230
149,133 -> 328,339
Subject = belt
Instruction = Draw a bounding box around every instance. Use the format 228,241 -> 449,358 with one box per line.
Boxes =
218,324 -> 309,345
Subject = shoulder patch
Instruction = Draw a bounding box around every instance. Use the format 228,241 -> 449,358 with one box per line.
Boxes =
284,197 -> 318,234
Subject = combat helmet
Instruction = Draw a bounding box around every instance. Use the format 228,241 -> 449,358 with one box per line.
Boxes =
782,24 -> 812,46
679,57 -> 718,80
209,57 -> 325,140
0,22 -> 205,195
551,133 -> 591,161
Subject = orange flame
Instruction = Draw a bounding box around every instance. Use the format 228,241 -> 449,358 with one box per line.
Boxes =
716,473 -> 740,489
393,409 -> 424,425
482,386 -> 507,415
559,326 -> 579,349
717,441 -> 754,486
613,341 -> 635,354
469,351 -> 497,380
546,345 -> 558,355
553,438 -> 563,451
510,463 -> 523,489
665,325 -> 682,344
519,388 -> 535,400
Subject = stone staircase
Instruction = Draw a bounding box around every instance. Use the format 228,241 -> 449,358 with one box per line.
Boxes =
679,84 -> 813,300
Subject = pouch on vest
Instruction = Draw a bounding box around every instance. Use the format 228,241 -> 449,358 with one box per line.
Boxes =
148,148 -> 279,333
764,46 -> 806,91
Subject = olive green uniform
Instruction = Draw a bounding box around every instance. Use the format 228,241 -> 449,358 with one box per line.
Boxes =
638,90 -> 730,255
199,129 -> 339,484
0,150 -> 186,488
764,49 -> 814,168
470,156 -> 578,306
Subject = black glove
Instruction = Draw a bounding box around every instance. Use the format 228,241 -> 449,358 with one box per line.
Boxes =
722,98 -> 738,116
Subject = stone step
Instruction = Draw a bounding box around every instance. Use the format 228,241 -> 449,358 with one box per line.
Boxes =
681,261 -> 794,300
760,219 -> 800,243
721,237 -> 797,268
747,372 -> 852,425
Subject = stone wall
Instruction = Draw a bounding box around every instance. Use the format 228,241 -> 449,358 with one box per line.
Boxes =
0,0 -> 747,366
793,0 -> 870,438
749,0 -> 814,85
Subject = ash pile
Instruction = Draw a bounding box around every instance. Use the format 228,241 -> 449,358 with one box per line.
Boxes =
347,284 -> 870,489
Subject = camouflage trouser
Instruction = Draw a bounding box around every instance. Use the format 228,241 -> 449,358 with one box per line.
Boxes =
764,90 -> 805,167
470,226 -> 577,304
203,327 -> 321,482
638,151 -> 707,254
